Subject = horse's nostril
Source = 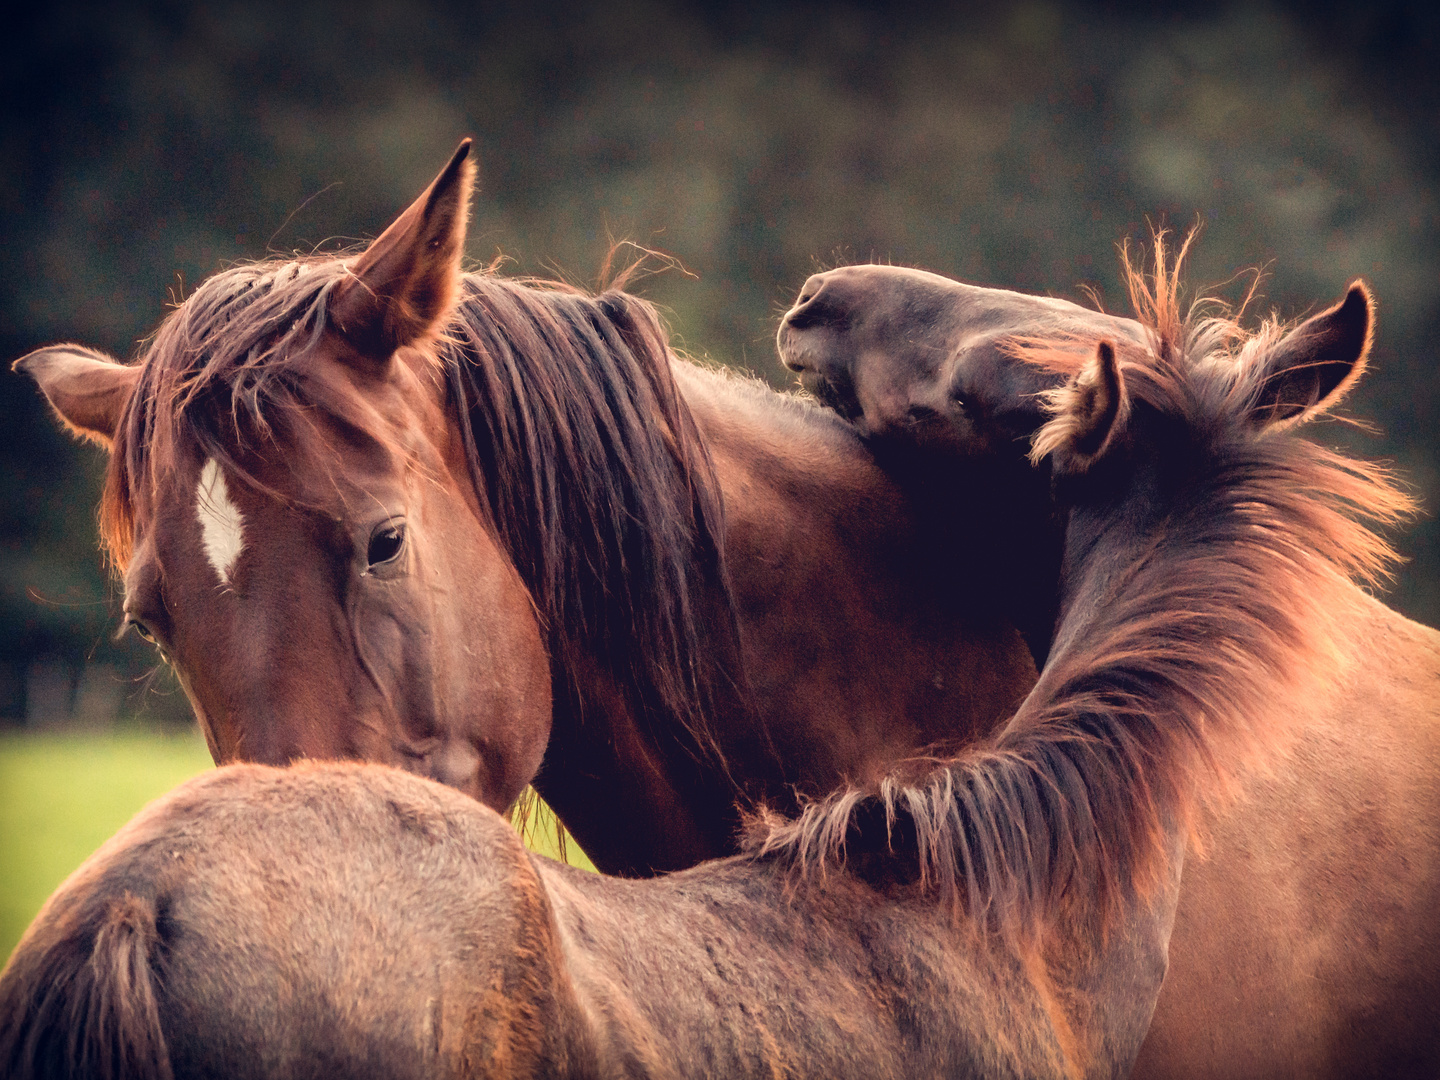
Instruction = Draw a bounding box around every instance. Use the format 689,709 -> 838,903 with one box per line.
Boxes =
795,274 -> 826,308
783,275 -> 836,332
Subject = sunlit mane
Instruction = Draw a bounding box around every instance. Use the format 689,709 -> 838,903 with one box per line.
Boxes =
747,234 -> 1416,940
99,257 -> 741,769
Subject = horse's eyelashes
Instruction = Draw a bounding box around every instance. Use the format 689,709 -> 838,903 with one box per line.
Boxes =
366,522 -> 406,568
126,618 -> 170,663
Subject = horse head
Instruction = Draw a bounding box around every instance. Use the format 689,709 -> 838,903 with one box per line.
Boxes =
777,264 -> 1151,456
776,264 -> 1149,663
777,256 -> 1379,667
15,141 -> 553,814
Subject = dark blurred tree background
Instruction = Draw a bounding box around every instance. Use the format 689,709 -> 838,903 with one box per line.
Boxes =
2,0 -> 1436,727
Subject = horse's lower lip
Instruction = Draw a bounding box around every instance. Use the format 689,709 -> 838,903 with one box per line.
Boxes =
777,340 -> 810,372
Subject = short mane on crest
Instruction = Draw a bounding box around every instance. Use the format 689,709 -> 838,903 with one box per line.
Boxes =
747,232 -> 1415,940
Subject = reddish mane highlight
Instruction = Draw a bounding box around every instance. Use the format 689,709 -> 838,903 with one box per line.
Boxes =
100,258 -> 349,570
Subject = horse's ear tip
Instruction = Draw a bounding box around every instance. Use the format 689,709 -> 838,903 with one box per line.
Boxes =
13,346 -> 65,377
1336,282 -> 1373,354
1094,339 -> 1122,385
1339,279 -> 1366,302
447,138 -> 478,195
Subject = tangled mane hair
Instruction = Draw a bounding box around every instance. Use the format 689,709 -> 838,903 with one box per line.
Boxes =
747,233 -> 1416,938
99,255 -> 742,767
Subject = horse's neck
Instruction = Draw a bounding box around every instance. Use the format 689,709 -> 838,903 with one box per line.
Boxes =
674,362 -> 1036,793
535,652 -> 747,877
1303,583 -> 1440,741
671,362 -> 900,532
539,362 -> 1036,875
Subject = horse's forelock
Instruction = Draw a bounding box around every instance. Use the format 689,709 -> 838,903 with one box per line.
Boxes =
99,257 -> 379,570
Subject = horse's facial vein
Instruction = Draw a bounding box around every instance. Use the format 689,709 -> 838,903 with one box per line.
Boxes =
196,458 -> 245,586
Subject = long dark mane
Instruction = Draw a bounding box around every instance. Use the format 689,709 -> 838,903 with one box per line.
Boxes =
99,257 -> 742,769
748,236 -> 1416,936
441,274 -> 741,762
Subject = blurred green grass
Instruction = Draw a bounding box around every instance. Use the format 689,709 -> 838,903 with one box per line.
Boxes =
0,726 -> 593,965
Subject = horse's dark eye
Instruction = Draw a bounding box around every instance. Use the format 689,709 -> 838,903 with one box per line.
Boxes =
131,620 -> 157,644
367,522 -> 406,568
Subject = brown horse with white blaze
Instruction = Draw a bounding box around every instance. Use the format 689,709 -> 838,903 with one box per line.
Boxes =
777,243 -> 1440,1078
0,241 -> 1406,1078
15,141 -> 1035,876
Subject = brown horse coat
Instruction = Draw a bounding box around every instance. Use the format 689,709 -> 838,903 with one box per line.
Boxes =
15,142 -> 1035,877
0,231 -> 1403,1080
777,245 -> 1440,1078
0,762 -> 1179,1080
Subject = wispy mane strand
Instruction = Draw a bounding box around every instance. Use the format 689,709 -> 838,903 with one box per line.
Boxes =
442,275 -> 745,765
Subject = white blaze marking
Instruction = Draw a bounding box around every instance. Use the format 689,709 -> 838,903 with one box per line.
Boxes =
196,458 -> 245,586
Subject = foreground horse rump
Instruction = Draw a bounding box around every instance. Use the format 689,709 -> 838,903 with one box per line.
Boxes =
0,762 -> 1177,1080
778,246 -> 1440,1079
14,141 -> 1035,877
2,235 -> 1404,1080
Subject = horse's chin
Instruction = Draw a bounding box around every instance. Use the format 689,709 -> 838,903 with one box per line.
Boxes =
799,370 -> 864,421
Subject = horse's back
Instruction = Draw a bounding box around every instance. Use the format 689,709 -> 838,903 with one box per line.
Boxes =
0,762 -> 585,1080
1133,593 -> 1440,1079
535,854 -> 1175,1080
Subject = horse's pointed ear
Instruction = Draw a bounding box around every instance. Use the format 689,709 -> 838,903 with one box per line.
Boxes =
13,345 -> 138,449
1251,282 -> 1372,429
329,139 -> 476,362
1032,340 -> 1127,472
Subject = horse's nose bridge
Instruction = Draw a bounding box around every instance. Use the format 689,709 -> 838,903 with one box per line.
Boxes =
220,624 -> 355,766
